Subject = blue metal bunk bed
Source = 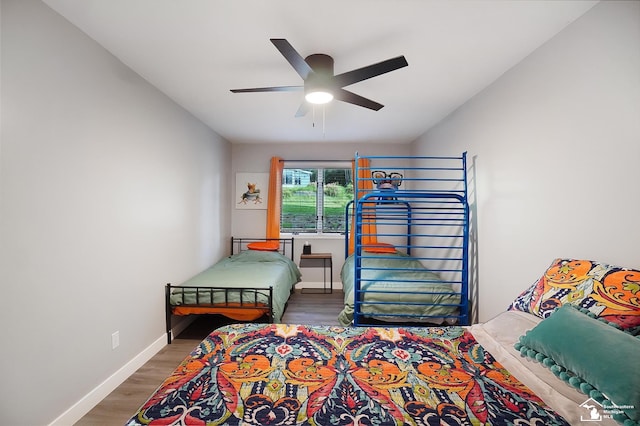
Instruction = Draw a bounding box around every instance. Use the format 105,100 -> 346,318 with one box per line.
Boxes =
341,153 -> 469,326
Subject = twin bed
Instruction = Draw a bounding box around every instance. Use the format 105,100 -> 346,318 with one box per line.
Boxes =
165,237 -> 301,343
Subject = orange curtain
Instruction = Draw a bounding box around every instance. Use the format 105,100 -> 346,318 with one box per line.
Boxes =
349,158 -> 377,254
266,157 -> 283,239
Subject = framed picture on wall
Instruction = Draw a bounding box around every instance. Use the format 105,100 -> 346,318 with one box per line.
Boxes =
235,172 -> 269,209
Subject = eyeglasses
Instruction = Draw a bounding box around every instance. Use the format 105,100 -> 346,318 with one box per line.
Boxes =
371,171 -> 403,186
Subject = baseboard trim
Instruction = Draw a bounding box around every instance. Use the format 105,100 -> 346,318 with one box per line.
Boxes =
49,318 -> 195,426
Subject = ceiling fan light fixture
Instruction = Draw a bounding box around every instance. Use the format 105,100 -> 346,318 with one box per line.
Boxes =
231,39 -> 408,116
305,90 -> 333,104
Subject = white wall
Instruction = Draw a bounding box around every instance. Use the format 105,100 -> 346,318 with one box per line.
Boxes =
412,1 -> 640,322
231,142 -> 412,286
0,1 -> 231,425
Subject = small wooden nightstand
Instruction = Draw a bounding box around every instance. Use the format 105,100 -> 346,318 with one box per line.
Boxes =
299,252 -> 333,294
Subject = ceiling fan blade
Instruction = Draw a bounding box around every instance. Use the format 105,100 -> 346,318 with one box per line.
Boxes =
332,56 -> 408,88
294,102 -> 309,118
231,86 -> 303,93
334,88 -> 384,111
270,38 -> 313,80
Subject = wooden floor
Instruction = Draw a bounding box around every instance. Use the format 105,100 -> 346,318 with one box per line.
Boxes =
75,289 -> 344,425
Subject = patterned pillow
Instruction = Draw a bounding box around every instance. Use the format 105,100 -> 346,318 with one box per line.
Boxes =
508,258 -> 640,333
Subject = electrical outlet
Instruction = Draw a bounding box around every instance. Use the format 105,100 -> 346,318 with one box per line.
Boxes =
111,331 -> 120,349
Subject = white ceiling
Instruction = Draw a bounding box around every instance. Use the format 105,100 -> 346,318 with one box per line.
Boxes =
43,0 -> 598,144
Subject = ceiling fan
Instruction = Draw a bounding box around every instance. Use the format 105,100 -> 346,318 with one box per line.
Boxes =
231,38 -> 408,117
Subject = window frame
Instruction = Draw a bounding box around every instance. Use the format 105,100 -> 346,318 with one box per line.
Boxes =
280,164 -> 352,235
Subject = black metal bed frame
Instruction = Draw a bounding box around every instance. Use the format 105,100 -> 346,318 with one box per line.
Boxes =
165,237 -> 295,344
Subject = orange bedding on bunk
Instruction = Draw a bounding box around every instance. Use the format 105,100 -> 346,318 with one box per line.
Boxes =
172,303 -> 270,321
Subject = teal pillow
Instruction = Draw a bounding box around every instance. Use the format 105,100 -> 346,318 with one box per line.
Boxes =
515,305 -> 640,424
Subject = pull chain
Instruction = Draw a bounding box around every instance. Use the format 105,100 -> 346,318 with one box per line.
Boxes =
322,105 -> 326,137
310,104 -> 326,137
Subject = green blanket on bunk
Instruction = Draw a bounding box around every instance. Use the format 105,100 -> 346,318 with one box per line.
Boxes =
339,252 -> 461,326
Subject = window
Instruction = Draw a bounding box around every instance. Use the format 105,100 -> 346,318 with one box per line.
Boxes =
281,167 -> 352,233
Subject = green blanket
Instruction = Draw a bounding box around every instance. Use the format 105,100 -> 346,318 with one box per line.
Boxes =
170,250 -> 301,322
339,252 -> 461,326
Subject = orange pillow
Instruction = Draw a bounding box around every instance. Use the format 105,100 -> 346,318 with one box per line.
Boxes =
363,243 -> 396,253
247,241 -> 279,251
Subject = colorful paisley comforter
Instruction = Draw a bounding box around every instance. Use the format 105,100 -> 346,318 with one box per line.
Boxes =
127,323 -> 569,426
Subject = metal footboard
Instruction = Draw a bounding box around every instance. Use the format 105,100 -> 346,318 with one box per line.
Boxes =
165,284 -> 274,344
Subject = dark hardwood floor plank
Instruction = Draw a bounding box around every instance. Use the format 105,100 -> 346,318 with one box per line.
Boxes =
282,288 -> 344,325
